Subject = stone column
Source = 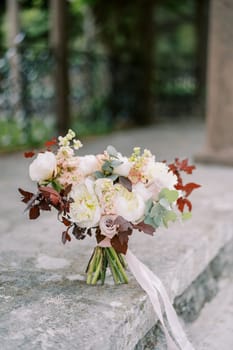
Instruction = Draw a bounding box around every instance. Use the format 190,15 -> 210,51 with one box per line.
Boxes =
196,0 -> 233,166
6,0 -> 22,109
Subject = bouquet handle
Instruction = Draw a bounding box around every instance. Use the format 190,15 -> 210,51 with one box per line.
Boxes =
125,250 -> 195,350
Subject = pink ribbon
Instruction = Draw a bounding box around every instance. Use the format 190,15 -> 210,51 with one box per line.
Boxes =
125,249 -> 195,350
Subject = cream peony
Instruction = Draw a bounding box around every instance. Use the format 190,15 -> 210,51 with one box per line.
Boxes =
114,184 -> 145,222
29,151 -> 57,183
132,182 -> 152,202
69,179 -> 101,228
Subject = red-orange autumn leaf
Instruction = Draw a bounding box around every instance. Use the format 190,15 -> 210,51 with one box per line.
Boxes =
24,151 -> 35,158
177,197 -> 192,212
178,159 -> 196,174
182,182 -> 201,197
169,158 -> 196,175
45,137 -> 57,148
62,216 -> 71,227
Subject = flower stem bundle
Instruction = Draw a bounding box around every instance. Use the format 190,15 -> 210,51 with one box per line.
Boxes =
86,247 -> 128,285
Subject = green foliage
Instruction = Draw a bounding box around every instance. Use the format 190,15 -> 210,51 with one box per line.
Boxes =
163,210 -> 177,228
20,8 -> 49,41
159,188 -> 179,203
0,116 -> 54,152
144,202 -> 166,229
144,188 -> 180,229
182,211 -> 192,221
94,145 -> 122,180
72,114 -> 112,137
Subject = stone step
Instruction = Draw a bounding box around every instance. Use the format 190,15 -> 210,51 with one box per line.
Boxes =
0,192 -> 232,350
1,125 -> 233,349
188,278 -> 233,350
134,240 -> 233,350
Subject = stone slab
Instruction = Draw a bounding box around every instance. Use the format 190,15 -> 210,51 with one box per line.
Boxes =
188,277 -> 233,350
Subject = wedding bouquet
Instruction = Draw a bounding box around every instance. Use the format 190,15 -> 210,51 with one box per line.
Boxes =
19,129 -> 200,285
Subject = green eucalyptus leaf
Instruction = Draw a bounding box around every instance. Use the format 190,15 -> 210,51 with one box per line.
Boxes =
159,197 -> 171,210
106,145 -> 118,158
153,216 -> 162,228
144,215 -> 157,228
94,171 -> 104,179
106,174 -> 119,181
111,159 -> 123,168
145,199 -> 153,215
182,212 -> 192,221
102,161 -> 113,174
159,188 -> 179,203
163,211 -> 177,228
150,203 -> 166,218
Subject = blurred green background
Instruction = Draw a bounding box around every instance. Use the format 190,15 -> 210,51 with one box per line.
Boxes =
0,0 -> 209,151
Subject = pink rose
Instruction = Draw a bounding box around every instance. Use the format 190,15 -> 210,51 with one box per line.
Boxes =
99,215 -> 118,239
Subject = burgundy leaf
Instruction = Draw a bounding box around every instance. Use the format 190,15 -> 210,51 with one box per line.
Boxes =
62,231 -> 71,244
96,228 -> 106,243
118,176 -> 132,192
62,216 -> 71,227
72,225 -> 86,240
39,199 -> 51,211
111,235 -> 128,255
18,188 -> 34,203
87,228 -> 92,237
50,193 -> 60,206
114,216 -> 133,232
39,186 -> 60,198
133,222 -> 155,235
63,184 -> 72,197
29,205 -> 40,219
39,186 -> 61,206
118,231 -> 131,246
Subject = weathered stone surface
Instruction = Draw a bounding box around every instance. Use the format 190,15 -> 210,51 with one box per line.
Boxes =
188,277 -> 233,350
134,240 -> 233,350
0,122 -> 233,349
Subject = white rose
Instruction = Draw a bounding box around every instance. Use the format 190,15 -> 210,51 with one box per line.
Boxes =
151,162 -> 177,189
113,154 -> 132,177
69,179 -> 101,228
114,184 -> 145,222
29,151 -> 57,182
78,155 -> 100,177
145,162 -> 178,200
